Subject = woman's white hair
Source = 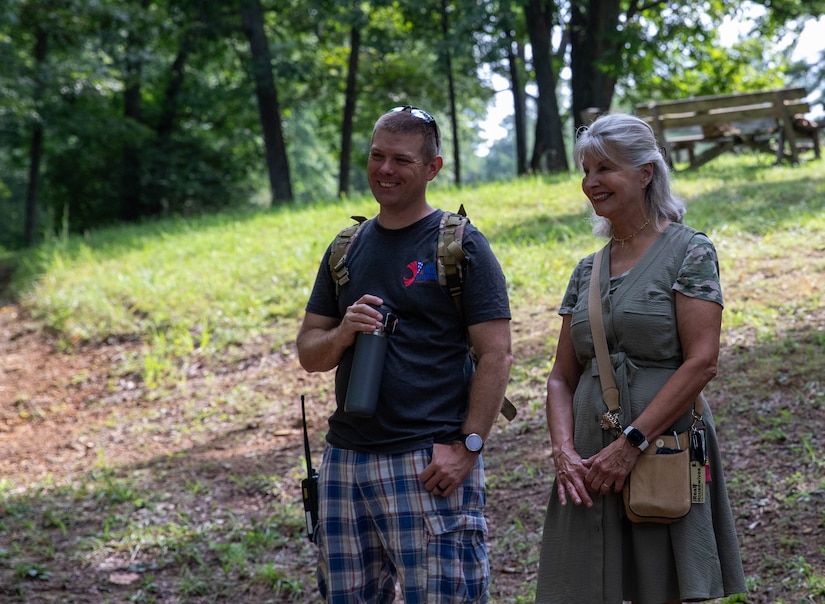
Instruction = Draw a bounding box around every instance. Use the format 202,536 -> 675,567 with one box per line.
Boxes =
574,113 -> 686,238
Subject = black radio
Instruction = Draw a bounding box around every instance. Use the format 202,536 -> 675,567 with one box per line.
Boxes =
300,394 -> 319,541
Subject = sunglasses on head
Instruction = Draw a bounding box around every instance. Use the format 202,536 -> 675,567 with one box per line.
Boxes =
391,105 -> 436,124
391,106 -> 440,146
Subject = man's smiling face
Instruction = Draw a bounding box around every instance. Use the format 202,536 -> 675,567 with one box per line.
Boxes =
367,129 -> 439,212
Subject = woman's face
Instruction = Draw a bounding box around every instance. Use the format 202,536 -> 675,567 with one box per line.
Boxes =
580,149 -> 651,220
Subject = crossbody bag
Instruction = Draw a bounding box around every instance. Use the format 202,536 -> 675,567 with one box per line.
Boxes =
588,247 -> 706,523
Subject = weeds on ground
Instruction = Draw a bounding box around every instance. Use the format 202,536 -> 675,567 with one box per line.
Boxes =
3,153 -> 825,602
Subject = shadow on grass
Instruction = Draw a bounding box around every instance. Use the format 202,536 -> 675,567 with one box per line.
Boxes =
0,428 -> 318,603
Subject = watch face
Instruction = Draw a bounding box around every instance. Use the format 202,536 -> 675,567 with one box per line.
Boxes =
465,433 -> 483,452
626,428 -> 645,447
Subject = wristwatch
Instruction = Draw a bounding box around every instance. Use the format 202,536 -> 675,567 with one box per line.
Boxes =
623,426 -> 649,451
460,433 -> 484,453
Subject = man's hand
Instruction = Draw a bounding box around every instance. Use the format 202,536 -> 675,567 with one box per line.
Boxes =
296,294 -> 384,372
340,294 -> 385,344
419,442 -> 478,497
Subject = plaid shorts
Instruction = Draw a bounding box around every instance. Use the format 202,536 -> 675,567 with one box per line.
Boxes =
315,446 -> 489,603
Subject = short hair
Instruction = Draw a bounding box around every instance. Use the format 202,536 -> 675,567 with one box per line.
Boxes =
373,107 -> 442,162
573,113 -> 686,238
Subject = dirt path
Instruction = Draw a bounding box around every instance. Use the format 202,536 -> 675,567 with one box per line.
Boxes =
1,300 -> 824,602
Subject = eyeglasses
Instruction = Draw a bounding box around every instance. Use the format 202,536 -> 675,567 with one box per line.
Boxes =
391,105 -> 436,124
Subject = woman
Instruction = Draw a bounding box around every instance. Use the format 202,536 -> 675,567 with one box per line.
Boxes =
535,114 -> 746,603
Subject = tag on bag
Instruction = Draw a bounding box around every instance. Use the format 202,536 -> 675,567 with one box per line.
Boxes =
690,425 -> 707,503
690,461 -> 706,503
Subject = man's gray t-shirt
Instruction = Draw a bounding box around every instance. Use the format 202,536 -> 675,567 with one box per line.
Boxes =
306,209 -> 510,454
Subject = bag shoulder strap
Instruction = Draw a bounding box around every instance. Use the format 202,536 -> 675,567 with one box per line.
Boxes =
588,247 -> 620,413
329,215 -> 368,296
439,205 -> 516,422
588,245 -> 706,422
330,207 -> 469,315
438,204 -> 468,320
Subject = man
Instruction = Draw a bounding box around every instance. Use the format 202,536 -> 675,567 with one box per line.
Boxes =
296,105 -> 512,603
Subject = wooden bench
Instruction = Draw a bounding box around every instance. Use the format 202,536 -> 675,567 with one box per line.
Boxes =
635,87 -> 821,169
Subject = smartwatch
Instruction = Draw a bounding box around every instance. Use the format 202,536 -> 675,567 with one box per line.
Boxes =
460,433 -> 484,453
622,426 -> 649,451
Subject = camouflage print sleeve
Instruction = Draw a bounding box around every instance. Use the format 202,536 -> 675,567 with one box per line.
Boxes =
673,233 -> 723,307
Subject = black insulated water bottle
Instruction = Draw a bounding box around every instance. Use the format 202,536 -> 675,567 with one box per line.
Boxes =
344,305 -> 398,417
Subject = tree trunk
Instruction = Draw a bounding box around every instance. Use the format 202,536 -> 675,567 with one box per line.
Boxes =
239,0 -> 292,204
23,25 -> 47,247
338,21 -> 360,198
440,0 -> 460,186
524,0 -> 568,173
143,26 -> 195,214
156,28 -> 193,142
569,0 -> 621,134
507,34 -> 528,176
121,0 -> 150,222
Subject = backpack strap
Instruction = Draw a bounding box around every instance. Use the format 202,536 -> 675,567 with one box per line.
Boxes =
438,204 -> 468,321
439,205 -> 517,422
329,215 -> 368,296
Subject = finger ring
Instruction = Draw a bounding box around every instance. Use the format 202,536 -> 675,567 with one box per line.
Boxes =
436,483 -> 446,491
603,483 -> 610,488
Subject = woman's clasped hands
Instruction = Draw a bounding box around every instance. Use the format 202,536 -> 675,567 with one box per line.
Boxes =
554,437 -> 639,508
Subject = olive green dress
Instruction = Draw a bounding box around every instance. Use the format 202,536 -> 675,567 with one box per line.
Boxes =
535,223 -> 746,604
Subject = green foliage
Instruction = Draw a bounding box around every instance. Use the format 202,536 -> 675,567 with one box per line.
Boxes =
620,4 -> 790,105
751,0 -> 825,36
3,0 -> 823,250
284,108 -> 340,200
0,457 -> 317,601
0,0 -> 269,245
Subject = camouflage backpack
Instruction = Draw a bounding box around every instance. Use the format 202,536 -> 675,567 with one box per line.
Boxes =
328,205 -> 516,421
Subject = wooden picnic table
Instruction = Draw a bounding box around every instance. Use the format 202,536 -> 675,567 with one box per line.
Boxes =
634,87 -> 820,169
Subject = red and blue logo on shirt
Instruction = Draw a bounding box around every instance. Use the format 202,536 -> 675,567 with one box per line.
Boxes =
403,261 -> 438,287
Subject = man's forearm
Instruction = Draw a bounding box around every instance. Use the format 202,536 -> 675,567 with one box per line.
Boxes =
296,326 -> 348,373
463,351 -> 512,439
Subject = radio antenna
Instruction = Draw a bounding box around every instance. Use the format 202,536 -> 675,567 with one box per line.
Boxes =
302,394 -> 313,474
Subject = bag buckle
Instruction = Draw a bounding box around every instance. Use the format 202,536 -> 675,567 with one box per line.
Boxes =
600,408 -> 623,434
690,407 -> 704,429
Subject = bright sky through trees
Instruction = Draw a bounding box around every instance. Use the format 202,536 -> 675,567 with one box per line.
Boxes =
478,15 -> 825,150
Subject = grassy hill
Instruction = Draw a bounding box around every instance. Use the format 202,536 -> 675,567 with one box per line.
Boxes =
1,153 -> 824,602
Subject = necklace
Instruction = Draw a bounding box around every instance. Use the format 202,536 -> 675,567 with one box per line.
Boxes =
612,218 -> 651,247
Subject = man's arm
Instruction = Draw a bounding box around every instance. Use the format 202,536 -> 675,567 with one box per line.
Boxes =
295,312 -> 347,373
296,294 -> 385,372
463,318 -> 513,439
419,317 -> 512,497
